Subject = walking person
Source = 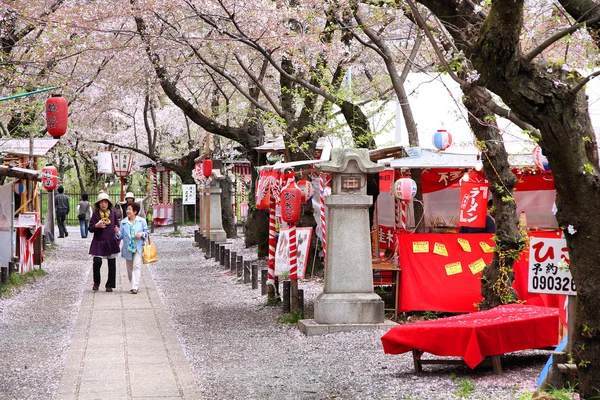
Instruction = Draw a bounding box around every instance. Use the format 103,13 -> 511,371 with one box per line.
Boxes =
76,193 -> 92,238
88,192 -> 121,292
55,186 -> 70,238
115,202 -> 148,294
120,192 -> 136,217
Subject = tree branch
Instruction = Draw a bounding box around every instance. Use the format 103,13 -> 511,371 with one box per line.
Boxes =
522,14 -> 600,65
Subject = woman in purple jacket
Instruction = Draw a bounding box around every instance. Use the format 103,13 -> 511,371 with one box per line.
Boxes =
88,192 -> 121,292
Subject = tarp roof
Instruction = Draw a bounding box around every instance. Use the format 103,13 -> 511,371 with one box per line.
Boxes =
0,139 -> 59,157
387,148 -> 536,169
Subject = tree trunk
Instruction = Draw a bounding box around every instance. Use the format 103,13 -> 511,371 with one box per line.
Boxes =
462,91 -> 522,310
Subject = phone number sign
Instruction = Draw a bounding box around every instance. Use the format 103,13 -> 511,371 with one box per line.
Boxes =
528,237 -> 576,296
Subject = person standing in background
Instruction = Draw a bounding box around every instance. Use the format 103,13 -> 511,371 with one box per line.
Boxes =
76,193 -> 92,238
120,192 -> 136,218
55,186 -> 70,238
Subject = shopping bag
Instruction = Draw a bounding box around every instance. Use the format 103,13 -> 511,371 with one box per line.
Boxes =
142,237 -> 158,264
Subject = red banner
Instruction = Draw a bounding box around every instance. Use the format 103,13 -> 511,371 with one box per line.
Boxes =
458,180 -> 489,228
379,169 -> 394,193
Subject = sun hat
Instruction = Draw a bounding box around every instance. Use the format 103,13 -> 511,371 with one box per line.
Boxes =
94,192 -> 114,208
125,192 -> 135,200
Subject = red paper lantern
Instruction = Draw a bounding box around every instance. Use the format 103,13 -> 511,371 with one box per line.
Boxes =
280,180 -> 301,223
379,169 -> 394,193
256,189 -> 271,210
41,166 -> 58,191
46,95 -> 68,138
203,159 -> 213,177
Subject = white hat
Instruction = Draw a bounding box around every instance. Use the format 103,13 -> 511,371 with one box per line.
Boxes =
94,192 -> 114,208
125,192 -> 135,200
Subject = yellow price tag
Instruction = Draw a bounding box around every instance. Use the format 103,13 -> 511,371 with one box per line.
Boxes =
469,258 -> 487,274
413,241 -> 429,253
480,242 -> 495,253
433,242 -> 448,256
458,238 -> 472,252
445,262 -> 463,276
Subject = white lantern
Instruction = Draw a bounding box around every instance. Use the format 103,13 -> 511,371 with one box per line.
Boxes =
112,152 -> 134,178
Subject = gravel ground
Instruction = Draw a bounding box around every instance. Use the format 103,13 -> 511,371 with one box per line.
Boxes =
0,225 -> 553,399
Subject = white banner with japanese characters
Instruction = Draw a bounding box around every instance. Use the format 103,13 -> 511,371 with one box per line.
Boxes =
528,237 -> 576,295
182,184 -> 196,205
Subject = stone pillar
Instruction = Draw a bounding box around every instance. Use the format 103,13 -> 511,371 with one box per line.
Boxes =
209,183 -> 227,243
300,148 -> 395,335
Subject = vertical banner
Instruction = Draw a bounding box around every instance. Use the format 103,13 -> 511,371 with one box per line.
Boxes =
379,169 -> 394,193
458,180 -> 489,228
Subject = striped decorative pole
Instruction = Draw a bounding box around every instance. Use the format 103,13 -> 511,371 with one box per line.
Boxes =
289,223 -> 298,280
267,196 -> 277,296
319,174 -> 328,265
394,197 -> 401,231
401,201 -> 407,233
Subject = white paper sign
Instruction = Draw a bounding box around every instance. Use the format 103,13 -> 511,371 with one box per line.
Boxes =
275,227 -> 312,279
528,237 -> 576,295
182,184 -> 196,205
97,151 -> 113,174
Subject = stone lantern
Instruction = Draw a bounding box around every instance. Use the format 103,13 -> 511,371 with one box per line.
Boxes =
300,148 -> 396,335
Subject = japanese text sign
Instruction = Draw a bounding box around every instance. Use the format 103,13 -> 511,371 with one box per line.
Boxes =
182,184 -> 196,205
528,237 -> 576,295
458,181 -> 489,228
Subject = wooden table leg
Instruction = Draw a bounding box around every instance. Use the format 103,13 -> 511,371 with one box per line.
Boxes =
491,355 -> 502,375
412,349 -> 423,373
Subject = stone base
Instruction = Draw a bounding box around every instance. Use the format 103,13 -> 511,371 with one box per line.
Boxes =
210,230 -> 227,243
314,292 -> 385,324
298,319 -> 398,336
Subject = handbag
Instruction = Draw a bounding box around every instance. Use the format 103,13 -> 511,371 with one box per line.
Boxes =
142,237 -> 158,264
78,213 -> 86,220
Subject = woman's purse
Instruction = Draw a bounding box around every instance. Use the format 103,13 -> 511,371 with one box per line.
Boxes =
142,237 -> 158,264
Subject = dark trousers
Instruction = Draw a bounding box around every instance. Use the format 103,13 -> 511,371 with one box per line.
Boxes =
56,211 -> 68,237
93,257 -> 116,288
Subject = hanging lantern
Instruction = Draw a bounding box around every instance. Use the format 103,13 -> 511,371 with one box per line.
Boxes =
280,180 -> 301,223
13,181 -> 26,195
41,166 -> 58,191
379,169 -> 395,193
111,152 -> 134,178
393,178 -> 417,201
256,189 -> 271,210
297,177 -> 314,203
45,94 -> 68,138
203,159 -> 213,177
432,129 -> 452,151
532,146 -> 550,171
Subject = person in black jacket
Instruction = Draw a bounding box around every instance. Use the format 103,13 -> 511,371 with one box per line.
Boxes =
55,186 -> 70,238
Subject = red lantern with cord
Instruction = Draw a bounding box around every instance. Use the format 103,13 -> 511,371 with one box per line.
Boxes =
41,166 -> 58,191
280,178 -> 301,223
46,94 -> 68,138
202,159 -> 213,177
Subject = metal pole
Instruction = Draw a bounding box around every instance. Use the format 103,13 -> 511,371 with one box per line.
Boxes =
0,86 -> 58,102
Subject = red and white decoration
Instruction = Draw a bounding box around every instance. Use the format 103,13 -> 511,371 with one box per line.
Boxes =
393,178 -> 417,202
41,166 -> 58,191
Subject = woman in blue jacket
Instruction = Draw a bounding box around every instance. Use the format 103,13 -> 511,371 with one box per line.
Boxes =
115,202 -> 149,294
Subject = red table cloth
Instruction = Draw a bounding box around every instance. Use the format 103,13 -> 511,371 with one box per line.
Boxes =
381,304 -> 558,369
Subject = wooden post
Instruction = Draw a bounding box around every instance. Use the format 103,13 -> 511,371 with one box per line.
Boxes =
204,136 -> 211,241
291,280 -> 299,313
224,249 -> 230,270
230,251 -> 237,272
199,183 -> 204,237
214,243 -> 221,261
282,280 -> 291,313
0,266 -> 7,284
261,270 -> 267,295
251,264 -> 258,289
243,261 -> 251,283
236,255 -> 243,277
298,289 -> 304,316
220,246 -> 225,266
